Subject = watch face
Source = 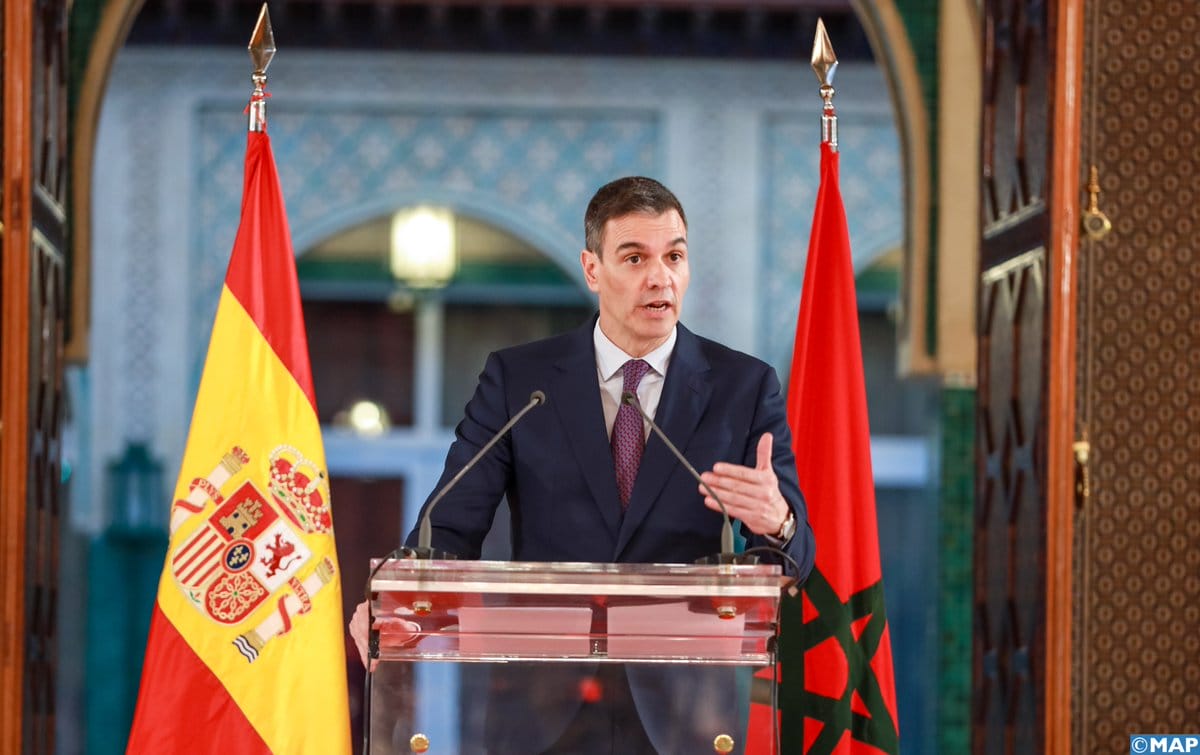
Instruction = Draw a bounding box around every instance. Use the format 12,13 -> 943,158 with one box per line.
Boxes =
777,513 -> 795,540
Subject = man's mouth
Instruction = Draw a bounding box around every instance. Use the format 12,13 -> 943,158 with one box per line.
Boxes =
644,301 -> 671,312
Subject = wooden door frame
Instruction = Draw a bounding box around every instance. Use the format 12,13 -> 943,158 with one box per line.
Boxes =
1045,0 -> 1084,750
1,0 -> 34,749
2,0 -> 134,748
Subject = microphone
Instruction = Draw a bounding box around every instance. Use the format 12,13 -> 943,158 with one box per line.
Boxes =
360,389 -> 545,656
621,391 -> 737,560
412,389 -> 547,557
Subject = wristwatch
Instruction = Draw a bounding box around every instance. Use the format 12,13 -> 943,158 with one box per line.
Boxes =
772,510 -> 796,543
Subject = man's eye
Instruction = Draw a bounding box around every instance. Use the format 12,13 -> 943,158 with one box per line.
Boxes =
626,255 -> 641,264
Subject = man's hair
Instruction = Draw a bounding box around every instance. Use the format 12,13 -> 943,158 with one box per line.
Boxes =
584,176 -> 687,256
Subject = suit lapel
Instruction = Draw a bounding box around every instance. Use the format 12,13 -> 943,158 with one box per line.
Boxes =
551,322 -> 623,541
615,326 -> 711,559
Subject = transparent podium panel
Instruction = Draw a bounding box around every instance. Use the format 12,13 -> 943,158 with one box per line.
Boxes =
366,659 -> 770,754
365,559 -> 787,754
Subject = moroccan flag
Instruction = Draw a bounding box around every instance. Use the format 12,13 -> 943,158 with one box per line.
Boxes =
127,128 -> 351,753
783,142 -> 899,753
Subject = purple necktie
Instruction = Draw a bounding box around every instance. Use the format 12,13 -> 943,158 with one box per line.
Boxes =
612,359 -> 651,509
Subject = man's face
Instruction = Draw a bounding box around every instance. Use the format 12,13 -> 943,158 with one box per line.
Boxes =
580,209 -> 690,357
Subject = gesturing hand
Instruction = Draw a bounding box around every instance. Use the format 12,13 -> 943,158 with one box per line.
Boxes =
698,433 -> 790,537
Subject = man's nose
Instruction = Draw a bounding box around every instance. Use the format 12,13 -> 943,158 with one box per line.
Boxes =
644,259 -> 669,287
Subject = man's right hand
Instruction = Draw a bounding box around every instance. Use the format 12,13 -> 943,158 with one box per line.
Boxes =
349,600 -> 421,672
348,601 -> 376,671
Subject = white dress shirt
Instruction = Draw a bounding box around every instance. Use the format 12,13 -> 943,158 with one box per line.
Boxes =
593,322 -> 676,441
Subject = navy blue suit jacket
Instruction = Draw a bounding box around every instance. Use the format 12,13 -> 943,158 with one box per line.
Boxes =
407,317 -> 815,573
403,318 -> 814,754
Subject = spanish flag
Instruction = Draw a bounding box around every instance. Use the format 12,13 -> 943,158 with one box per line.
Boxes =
127,128 -> 351,753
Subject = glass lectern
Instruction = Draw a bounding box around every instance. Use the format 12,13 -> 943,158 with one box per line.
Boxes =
367,559 -> 787,754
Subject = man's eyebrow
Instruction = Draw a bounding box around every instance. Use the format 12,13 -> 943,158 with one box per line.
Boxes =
612,237 -> 688,253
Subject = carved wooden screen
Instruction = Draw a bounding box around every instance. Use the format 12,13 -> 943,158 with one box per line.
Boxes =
974,0 -> 1053,752
0,0 -> 68,752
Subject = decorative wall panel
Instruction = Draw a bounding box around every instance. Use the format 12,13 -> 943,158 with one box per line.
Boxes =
193,104 -> 660,385
1074,1 -> 1200,751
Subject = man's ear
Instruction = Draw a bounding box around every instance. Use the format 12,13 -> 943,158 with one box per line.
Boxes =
580,249 -> 601,293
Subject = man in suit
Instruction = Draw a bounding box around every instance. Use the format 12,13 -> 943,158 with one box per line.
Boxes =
354,176 -> 814,753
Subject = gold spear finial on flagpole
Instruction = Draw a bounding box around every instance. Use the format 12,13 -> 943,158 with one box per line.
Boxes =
811,18 -> 839,151
247,3 -> 276,132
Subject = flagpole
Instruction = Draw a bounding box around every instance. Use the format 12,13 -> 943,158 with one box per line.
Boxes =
247,3 -> 275,133
811,18 -> 838,152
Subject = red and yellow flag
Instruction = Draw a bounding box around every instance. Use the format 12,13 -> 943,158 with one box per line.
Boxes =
127,129 -> 350,754
785,142 -> 899,753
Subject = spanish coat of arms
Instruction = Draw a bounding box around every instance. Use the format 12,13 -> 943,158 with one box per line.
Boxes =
169,444 -> 338,663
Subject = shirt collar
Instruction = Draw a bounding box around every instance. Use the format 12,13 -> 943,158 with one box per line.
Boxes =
593,321 -> 676,381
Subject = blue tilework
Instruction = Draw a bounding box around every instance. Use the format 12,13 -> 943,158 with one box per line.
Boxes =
759,114 -> 903,375
192,104 -> 661,383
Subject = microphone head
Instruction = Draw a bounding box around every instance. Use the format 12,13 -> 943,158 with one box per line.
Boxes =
621,390 -> 638,406
530,390 -> 547,405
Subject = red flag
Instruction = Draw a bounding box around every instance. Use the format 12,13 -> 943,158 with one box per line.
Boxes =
786,142 -> 899,753
127,130 -> 350,753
